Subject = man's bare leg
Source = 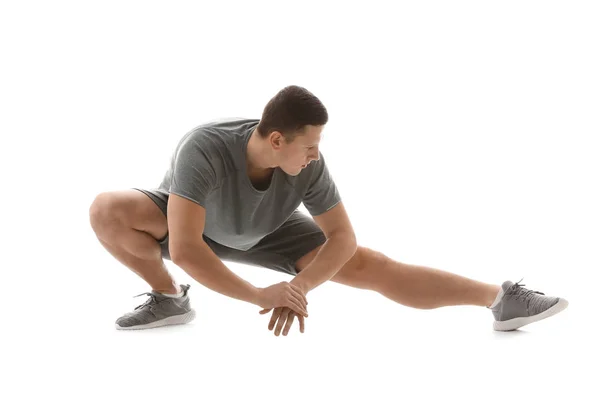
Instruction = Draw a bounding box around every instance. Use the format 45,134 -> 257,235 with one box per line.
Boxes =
90,208 -> 179,294
371,258 -> 502,309
302,247 -> 502,309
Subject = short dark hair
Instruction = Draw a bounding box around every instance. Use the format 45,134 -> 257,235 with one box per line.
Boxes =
256,85 -> 328,143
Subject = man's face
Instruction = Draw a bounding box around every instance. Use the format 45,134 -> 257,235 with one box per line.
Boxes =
274,125 -> 323,176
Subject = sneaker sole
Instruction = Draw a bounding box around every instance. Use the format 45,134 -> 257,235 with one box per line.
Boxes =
493,298 -> 569,331
115,309 -> 196,330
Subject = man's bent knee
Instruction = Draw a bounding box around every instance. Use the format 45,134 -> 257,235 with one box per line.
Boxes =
89,192 -> 127,239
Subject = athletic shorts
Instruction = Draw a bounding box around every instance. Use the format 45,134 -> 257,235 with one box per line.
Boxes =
131,188 -> 327,276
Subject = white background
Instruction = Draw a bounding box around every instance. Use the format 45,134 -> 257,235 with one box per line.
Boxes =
1,1 -> 598,399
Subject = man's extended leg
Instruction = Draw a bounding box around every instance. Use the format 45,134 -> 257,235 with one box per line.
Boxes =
296,246 -> 500,309
295,245 -> 568,330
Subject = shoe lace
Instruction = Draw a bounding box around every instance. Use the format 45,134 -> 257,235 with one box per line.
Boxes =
133,292 -> 160,311
506,278 -> 545,304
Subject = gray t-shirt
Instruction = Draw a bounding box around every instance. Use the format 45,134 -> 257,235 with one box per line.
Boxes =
155,117 -> 342,251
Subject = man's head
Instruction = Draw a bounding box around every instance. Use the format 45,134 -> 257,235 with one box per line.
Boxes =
255,85 -> 328,176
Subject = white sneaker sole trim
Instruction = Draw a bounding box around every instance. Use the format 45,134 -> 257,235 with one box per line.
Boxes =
115,309 -> 196,330
493,298 -> 569,331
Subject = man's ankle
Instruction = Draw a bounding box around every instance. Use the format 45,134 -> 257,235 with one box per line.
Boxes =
487,284 -> 503,308
155,285 -> 181,296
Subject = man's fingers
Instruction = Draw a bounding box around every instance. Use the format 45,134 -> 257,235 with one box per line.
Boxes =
275,308 -> 290,336
288,296 -> 308,317
283,312 -> 296,336
290,284 -> 308,305
269,308 -> 282,330
289,289 -> 308,310
266,307 -> 304,336
259,308 -> 271,314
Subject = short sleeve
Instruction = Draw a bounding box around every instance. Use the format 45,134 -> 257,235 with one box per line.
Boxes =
169,136 -> 218,208
302,151 -> 342,216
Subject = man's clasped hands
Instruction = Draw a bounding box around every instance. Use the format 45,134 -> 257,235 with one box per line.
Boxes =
256,281 -> 310,337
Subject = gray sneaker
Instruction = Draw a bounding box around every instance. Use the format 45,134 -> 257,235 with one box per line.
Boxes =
115,284 -> 196,330
488,279 -> 568,331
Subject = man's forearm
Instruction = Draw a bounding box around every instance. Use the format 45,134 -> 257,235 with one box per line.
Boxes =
291,232 -> 358,293
173,242 -> 260,305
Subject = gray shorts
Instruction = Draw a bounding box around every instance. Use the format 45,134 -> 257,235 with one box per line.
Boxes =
131,188 -> 327,276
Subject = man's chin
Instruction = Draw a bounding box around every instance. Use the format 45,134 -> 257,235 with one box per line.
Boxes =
282,165 -> 304,176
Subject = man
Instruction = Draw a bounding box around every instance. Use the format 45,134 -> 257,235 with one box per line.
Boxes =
89,85 -> 568,336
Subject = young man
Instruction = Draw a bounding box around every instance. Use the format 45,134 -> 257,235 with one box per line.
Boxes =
89,85 -> 568,336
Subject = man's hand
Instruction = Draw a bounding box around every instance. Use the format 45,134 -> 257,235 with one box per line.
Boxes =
256,282 -> 309,318
259,306 -> 305,336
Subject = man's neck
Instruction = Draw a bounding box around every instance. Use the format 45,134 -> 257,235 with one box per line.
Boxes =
247,128 -> 276,175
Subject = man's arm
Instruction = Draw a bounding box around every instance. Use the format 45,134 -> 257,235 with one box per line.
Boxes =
291,232 -> 357,293
173,241 -> 261,304
291,202 -> 358,293
168,193 -> 261,304
174,242 -> 308,317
